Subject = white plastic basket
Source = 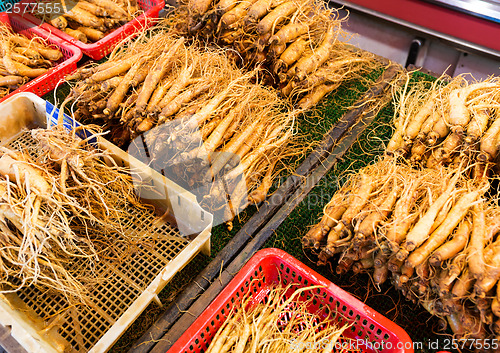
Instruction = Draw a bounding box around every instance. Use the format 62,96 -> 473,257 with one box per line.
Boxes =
0,93 -> 213,353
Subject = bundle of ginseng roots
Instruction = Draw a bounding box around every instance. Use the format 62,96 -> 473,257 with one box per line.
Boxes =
0,23 -> 63,98
35,0 -> 142,43
0,126 -> 161,303
64,33 -> 299,227
168,0 -> 378,109
204,284 -> 350,352
302,157 -> 500,349
387,74 -> 500,175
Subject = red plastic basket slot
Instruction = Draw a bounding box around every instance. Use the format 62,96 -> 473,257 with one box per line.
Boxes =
18,0 -> 165,60
168,248 -> 414,353
0,12 -> 82,103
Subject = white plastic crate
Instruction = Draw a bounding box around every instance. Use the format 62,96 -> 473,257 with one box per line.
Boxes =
0,93 -> 212,353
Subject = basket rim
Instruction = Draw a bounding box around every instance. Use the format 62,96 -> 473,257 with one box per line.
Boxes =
168,248 -> 414,353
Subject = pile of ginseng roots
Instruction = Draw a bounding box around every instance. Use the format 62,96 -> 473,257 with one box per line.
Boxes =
303,158 -> 500,346
64,32 -> 300,227
0,126 -> 165,303
387,74 -> 500,176
167,0 -> 379,109
205,283 -> 350,352
35,0 -> 142,43
303,74 -> 500,349
0,23 -> 63,98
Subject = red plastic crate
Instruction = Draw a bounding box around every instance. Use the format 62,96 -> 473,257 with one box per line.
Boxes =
19,0 -> 165,60
0,12 -> 81,103
169,248 -> 414,353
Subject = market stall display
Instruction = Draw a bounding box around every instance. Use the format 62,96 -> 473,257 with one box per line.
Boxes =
127,66 -> 400,353
2,0 -> 499,350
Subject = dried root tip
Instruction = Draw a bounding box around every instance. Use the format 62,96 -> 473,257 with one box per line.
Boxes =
433,300 -> 450,316
277,71 -> 289,84
437,126 -> 464,162
428,254 -> 442,267
385,148 -> 408,159
302,226 -> 330,249
387,256 -> 404,273
472,161 -> 489,182
317,247 -> 334,266
427,131 -> 440,146
438,282 -> 453,297
476,298 -> 493,325
336,257 -> 354,275
358,245 -> 375,261
273,59 -> 286,75
395,248 -> 410,261
460,308 -> 487,339
474,280 -> 495,299
373,265 -> 389,286
451,125 -> 464,135
374,252 -> 388,268
409,139 -> 427,163
343,248 -> 359,261
399,274 -> 410,285
464,134 -> 476,145
425,151 -> 442,169
400,262 -> 414,279
302,226 -> 325,249
301,236 -> 314,249
477,151 -> 493,163
352,236 -> 367,253
391,273 -> 403,290
352,262 -> 365,274
378,241 -> 392,255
